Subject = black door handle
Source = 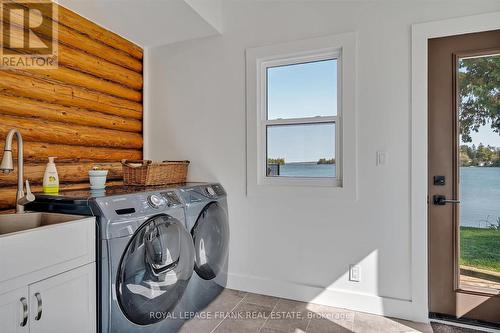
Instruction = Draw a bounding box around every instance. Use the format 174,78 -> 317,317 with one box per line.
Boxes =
433,195 -> 460,205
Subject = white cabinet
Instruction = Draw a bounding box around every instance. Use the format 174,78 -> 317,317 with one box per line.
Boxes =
0,288 -> 29,333
0,215 -> 96,333
29,264 -> 95,333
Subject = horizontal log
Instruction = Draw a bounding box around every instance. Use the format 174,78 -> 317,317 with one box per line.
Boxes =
0,94 -> 142,133
58,43 -> 143,91
4,7 -> 142,72
3,24 -> 143,90
0,71 -> 143,119
9,67 -> 142,102
15,142 -> 142,161
57,6 -> 143,60
0,161 -> 123,185
0,181 -> 124,210
0,115 -> 143,149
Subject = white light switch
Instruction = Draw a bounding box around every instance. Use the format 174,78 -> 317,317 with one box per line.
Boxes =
376,151 -> 387,166
349,265 -> 361,282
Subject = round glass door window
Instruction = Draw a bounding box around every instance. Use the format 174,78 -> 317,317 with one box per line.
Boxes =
192,202 -> 229,280
116,214 -> 195,325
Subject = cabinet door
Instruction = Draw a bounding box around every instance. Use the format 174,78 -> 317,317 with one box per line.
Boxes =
29,264 -> 96,333
0,287 -> 29,333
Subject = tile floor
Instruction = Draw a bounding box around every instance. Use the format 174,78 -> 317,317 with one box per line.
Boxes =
179,289 -> 434,333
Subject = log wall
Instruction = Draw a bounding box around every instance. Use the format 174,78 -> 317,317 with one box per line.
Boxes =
0,2 -> 143,210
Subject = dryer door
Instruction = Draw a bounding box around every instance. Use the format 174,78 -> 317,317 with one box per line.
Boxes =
192,202 -> 229,280
116,214 -> 195,325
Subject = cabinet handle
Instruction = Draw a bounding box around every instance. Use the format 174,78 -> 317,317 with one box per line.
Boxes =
34,292 -> 42,321
19,297 -> 28,327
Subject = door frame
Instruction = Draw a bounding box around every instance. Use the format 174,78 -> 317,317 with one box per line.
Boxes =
411,11 -> 500,323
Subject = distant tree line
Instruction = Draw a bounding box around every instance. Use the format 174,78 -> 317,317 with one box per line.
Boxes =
268,158 -> 285,165
317,158 -> 335,165
460,144 -> 500,167
268,158 -> 335,165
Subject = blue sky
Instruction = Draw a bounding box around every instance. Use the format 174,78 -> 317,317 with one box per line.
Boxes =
462,122 -> 500,148
267,124 -> 335,163
267,59 -> 337,163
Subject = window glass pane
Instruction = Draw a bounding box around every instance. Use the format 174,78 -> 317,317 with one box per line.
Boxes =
267,123 -> 335,178
458,54 -> 500,291
267,59 -> 337,120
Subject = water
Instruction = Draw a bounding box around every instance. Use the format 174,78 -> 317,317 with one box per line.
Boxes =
460,167 -> 500,228
275,165 -> 498,227
278,163 -> 336,178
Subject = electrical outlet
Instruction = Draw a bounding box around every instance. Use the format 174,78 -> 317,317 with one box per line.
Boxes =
376,151 -> 387,166
349,265 -> 361,282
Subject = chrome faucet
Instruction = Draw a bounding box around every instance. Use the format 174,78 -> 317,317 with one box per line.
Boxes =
0,129 -> 35,213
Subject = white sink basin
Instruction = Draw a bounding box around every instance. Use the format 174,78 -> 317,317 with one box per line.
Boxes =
0,212 -> 95,285
0,212 -> 83,235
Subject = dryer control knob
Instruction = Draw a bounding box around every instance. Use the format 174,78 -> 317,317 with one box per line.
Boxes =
206,186 -> 216,197
148,194 -> 165,209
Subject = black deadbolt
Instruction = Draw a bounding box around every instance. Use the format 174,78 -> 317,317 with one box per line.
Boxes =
433,176 -> 445,186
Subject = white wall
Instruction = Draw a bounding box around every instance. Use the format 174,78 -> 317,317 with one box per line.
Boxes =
57,0 -> 221,47
146,0 -> 500,322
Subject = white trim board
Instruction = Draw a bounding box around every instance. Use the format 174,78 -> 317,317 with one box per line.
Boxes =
143,46 -> 151,160
245,32 -> 358,199
411,11 -> 500,324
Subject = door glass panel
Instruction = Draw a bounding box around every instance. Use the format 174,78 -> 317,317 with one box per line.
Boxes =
192,202 -> 229,280
458,54 -> 500,291
116,214 -> 195,325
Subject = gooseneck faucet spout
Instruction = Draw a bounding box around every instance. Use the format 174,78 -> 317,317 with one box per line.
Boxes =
0,129 -> 35,213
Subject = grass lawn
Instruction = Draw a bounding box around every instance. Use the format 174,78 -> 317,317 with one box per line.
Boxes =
460,227 -> 500,273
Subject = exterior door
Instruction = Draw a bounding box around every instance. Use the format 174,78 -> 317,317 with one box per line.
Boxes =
428,29 -> 500,325
29,264 -> 96,333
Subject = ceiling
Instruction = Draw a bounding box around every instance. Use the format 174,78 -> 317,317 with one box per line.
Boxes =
55,0 -> 223,48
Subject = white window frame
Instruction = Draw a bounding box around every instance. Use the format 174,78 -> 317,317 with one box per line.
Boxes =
246,32 -> 357,198
259,52 -> 342,187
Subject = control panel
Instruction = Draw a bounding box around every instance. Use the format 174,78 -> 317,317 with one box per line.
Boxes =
161,191 -> 183,206
147,194 -> 166,209
96,191 -> 184,218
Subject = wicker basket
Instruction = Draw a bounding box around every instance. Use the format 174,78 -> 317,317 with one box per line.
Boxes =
121,160 -> 189,186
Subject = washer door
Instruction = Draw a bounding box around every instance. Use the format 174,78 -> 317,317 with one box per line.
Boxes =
116,214 -> 194,325
192,202 -> 229,280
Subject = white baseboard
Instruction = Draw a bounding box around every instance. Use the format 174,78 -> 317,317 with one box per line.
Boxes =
227,272 -> 428,324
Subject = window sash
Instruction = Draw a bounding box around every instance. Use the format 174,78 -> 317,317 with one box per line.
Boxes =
259,53 -> 342,185
263,116 -> 338,126
265,121 -> 337,179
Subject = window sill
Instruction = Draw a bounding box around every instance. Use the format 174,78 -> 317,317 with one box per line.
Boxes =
247,177 -> 356,200
258,176 -> 342,188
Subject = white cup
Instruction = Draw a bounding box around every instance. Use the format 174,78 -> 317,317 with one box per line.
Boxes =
89,169 -> 109,190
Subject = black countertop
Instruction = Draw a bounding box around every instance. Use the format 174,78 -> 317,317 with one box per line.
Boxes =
32,182 -> 207,200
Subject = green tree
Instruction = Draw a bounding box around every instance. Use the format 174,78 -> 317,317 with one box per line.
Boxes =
267,158 -> 285,165
459,144 -> 500,167
459,56 -> 500,143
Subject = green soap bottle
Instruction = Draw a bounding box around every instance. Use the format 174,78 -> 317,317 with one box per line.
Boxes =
42,157 -> 59,193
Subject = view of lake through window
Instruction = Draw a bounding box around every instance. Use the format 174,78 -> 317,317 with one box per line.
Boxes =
266,59 -> 337,178
458,54 -> 500,290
